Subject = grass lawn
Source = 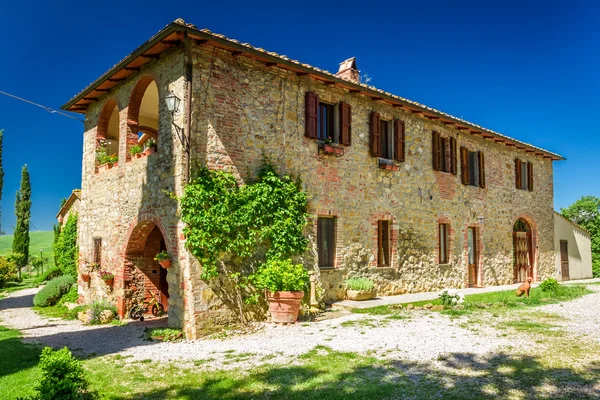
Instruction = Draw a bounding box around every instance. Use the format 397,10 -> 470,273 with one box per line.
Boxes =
353,284 -> 592,315
0,326 -> 41,399
0,230 -> 54,267
0,277 -> 40,296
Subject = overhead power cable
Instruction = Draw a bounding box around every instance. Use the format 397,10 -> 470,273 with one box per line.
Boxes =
0,90 -> 84,123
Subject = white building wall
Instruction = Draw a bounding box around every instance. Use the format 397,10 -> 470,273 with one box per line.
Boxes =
554,213 -> 593,280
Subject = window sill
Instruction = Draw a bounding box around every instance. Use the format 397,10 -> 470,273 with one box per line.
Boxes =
378,158 -> 399,171
318,142 -> 344,157
319,267 -> 342,272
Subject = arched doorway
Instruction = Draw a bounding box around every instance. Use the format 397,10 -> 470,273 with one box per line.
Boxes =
123,220 -> 170,317
513,218 -> 533,282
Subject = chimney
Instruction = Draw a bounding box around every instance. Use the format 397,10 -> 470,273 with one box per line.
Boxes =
335,57 -> 359,84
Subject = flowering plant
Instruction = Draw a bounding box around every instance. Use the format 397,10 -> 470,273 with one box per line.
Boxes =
145,138 -> 157,150
323,136 -> 333,145
154,251 -> 171,262
99,270 -> 114,282
438,289 -> 464,306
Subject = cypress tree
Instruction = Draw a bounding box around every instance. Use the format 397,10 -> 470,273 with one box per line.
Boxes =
13,165 -> 31,277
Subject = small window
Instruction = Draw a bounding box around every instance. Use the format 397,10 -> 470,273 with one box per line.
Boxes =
515,159 -> 533,191
432,132 -> 456,173
380,120 -> 392,159
439,224 -> 449,264
317,217 -> 335,268
468,151 -> 480,187
378,220 -> 391,267
318,103 -> 335,142
440,137 -> 449,172
93,237 -> 102,266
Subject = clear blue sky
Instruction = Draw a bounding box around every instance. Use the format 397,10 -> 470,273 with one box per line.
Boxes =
0,0 -> 598,233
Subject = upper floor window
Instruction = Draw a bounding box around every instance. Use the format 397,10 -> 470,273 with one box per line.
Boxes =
96,100 -> 120,169
460,147 -> 485,188
432,131 -> 457,174
305,92 -> 351,146
515,159 -> 533,191
370,112 -> 405,162
93,237 -> 102,266
317,216 -> 336,269
377,220 -> 391,267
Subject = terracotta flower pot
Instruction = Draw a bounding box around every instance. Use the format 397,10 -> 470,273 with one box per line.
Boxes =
145,147 -> 156,156
104,278 -> 114,286
159,260 -> 171,269
81,273 -> 90,282
322,144 -> 344,156
266,291 -> 304,323
135,153 -> 143,159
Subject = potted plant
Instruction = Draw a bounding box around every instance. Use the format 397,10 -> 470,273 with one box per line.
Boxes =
345,277 -> 377,301
252,259 -> 308,323
96,148 -> 118,171
130,144 -> 144,159
144,138 -> 157,155
154,250 -> 171,269
80,263 -> 93,282
99,270 -> 115,286
320,137 -> 344,156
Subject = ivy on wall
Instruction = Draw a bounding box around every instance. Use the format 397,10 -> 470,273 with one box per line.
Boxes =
54,214 -> 78,277
179,165 -> 309,281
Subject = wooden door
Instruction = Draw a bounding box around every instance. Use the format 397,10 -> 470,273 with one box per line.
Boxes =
560,240 -> 570,281
468,227 -> 479,286
158,239 -> 169,311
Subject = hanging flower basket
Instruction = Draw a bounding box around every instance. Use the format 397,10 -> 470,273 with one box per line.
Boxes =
155,251 -> 171,269
81,273 -> 90,282
159,260 -> 171,269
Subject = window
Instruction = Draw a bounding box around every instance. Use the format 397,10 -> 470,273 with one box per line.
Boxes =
305,93 -> 352,145
439,224 -> 449,264
377,220 -> 391,267
370,112 -> 406,162
318,102 -> 334,142
93,237 -> 102,266
317,217 -> 335,268
515,159 -> 533,191
432,132 -> 457,174
460,147 -> 485,188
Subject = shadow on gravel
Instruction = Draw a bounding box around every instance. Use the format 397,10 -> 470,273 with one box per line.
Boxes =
0,293 -> 35,311
100,349 -> 600,400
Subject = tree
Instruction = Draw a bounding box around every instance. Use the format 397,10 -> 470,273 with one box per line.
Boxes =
12,165 -> 31,279
561,196 -> 600,277
54,214 -> 78,277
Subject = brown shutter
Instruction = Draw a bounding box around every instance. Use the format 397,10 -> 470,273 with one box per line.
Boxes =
305,92 -> 318,139
478,151 -> 486,188
460,146 -> 469,184
450,137 -> 457,175
340,102 -> 352,146
515,158 -> 522,189
527,162 -> 533,191
370,112 -> 381,157
432,131 -> 441,170
394,119 -> 405,162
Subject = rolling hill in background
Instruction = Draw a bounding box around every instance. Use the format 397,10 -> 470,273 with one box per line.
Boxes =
0,231 -> 54,266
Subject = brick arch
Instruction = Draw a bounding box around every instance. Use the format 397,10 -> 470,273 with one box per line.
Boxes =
122,213 -> 177,259
512,214 -> 538,282
126,75 -> 161,157
96,99 -> 119,144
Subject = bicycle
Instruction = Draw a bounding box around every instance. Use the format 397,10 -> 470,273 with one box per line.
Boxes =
129,290 -> 166,321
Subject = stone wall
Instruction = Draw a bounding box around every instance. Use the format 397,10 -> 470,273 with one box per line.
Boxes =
189,43 -> 556,307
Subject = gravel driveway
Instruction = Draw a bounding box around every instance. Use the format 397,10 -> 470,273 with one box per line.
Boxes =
2,285 -> 600,372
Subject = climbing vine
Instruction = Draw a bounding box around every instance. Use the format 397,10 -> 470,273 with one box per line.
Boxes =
179,165 -> 309,281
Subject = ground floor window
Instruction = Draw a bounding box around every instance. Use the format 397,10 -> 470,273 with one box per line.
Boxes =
93,237 -> 102,266
378,220 -> 391,267
439,224 -> 449,264
317,217 -> 336,268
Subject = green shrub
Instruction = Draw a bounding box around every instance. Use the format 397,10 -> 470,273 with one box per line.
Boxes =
33,276 -> 75,307
36,267 -> 63,284
59,285 -> 79,305
345,277 -> 375,292
252,259 -> 308,293
33,346 -> 90,400
0,256 -> 16,288
540,277 -> 560,292
87,301 -> 117,325
144,327 -> 184,342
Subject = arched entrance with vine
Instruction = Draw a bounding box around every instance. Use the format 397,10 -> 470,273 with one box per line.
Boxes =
513,218 -> 534,282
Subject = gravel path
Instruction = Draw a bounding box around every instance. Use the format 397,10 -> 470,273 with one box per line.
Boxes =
2,285 -> 600,372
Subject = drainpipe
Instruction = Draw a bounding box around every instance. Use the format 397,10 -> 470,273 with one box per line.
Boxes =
183,31 -> 193,183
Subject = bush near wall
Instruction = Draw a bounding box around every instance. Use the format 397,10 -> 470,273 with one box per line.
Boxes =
33,276 -> 75,307
0,256 -> 16,288
54,214 -> 78,277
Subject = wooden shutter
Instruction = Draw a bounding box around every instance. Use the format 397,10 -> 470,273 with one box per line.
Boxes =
460,146 -> 469,185
340,102 -> 352,146
394,119 -> 405,162
370,112 -> 381,157
305,92 -> 318,139
478,151 -> 486,188
450,137 -> 457,175
515,158 -> 522,189
432,131 -> 441,171
527,162 -> 533,191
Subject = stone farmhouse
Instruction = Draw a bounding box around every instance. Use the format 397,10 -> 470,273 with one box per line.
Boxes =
61,19 -> 563,337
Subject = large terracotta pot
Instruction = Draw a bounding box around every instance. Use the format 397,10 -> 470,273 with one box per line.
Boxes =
266,291 -> 304,323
